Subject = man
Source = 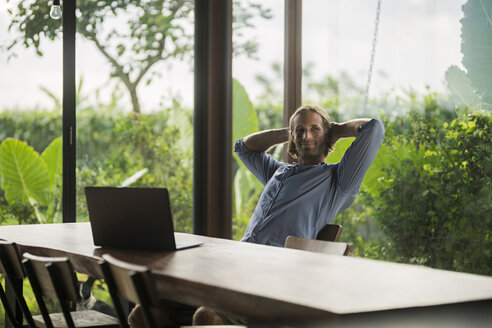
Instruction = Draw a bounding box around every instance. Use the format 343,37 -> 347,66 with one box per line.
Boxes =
193,104 -> 384,324
236,104 -> 384,246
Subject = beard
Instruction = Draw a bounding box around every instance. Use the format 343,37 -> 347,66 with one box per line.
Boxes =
295,140 -> 326,159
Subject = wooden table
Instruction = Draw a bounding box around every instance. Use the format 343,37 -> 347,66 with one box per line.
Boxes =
1,222 -> 492,326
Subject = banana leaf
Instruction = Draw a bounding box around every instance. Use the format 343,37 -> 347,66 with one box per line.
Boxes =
41,137 -> 62,184
461,0 -> 492,108
233,78 -> 259,166
445,65 -> 481,109
0,139 -> 52,223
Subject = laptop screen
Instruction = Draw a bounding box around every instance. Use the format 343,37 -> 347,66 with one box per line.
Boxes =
85,187 -> 178,251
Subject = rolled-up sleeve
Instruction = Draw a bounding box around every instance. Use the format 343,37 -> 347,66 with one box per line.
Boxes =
234,139 -> 282,186
336,118 -> 384,194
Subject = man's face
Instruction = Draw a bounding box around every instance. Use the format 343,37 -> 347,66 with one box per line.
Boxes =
291,111 -> 327,162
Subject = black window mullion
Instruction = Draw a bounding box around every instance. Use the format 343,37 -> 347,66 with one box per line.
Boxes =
62,0 -> 76,223
193,0 -> 233,238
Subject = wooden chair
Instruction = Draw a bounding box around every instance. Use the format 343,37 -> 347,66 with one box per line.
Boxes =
285,236 -> 350,256
100,254 -> 170,328
0,240 -> 37,328
22,252 -> 119,328
316,223 -> 343,242
100,255 -> 246,328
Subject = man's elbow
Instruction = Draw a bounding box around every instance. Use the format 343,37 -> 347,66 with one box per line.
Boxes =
359,118 -> 384,147
373,118 -> 385,136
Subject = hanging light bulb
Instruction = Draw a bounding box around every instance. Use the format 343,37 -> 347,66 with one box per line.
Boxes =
50,0 -> 62,20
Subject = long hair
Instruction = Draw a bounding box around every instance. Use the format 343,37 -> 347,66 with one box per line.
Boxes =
287,105 -> 334,160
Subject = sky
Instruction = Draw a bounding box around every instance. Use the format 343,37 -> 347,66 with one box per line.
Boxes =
0,0 -> 466,113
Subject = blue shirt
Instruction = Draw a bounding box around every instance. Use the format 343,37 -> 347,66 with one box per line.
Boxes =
234,118 -> 384,247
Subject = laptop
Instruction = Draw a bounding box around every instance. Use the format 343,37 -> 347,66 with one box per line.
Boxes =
85,187 -> 203,251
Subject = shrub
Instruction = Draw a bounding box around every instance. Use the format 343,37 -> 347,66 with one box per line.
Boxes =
369,109 -> 491,274
0,106 -> 194,232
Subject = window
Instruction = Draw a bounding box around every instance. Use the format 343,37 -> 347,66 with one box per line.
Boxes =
75,0 -> 195,232
302,0 -> 491,275
0,1 -> 63,225
1,0 -> 489,276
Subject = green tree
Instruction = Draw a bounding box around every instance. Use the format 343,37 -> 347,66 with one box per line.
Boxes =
4,0 -> 271,113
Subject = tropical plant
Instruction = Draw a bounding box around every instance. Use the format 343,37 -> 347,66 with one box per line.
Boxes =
232,78 -> 262,238
232,78 -> 259,163
445,0 -> 492,110
0,137 -> 62,224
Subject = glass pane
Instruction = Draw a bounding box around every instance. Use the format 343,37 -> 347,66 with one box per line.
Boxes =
0,1 -> 63,225
303,0 -> 464,118
75,0 -> 194,232
232,0 -> 284,240
303,0 -> 491,275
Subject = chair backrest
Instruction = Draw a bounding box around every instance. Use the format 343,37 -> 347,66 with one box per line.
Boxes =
316,224 -> 343,242
22,253 -> 80,302
0,241 -> 37,328
100,254 -> 161,328
285,236 -> 350,256
0,240 -> 26,279
23,253 -> 81,328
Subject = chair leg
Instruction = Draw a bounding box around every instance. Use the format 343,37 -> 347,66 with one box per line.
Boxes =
131,273 -> 158,328
0,282 -> 24,328
46,264 -> 76,328
22,260 -> 54,328
100,261 -> 130,328
6,278 -> 37,328
59,300 -> 76,328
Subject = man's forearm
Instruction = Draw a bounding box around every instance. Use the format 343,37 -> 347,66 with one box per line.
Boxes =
242,128 -> 289,152
330,119 -> 371,143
